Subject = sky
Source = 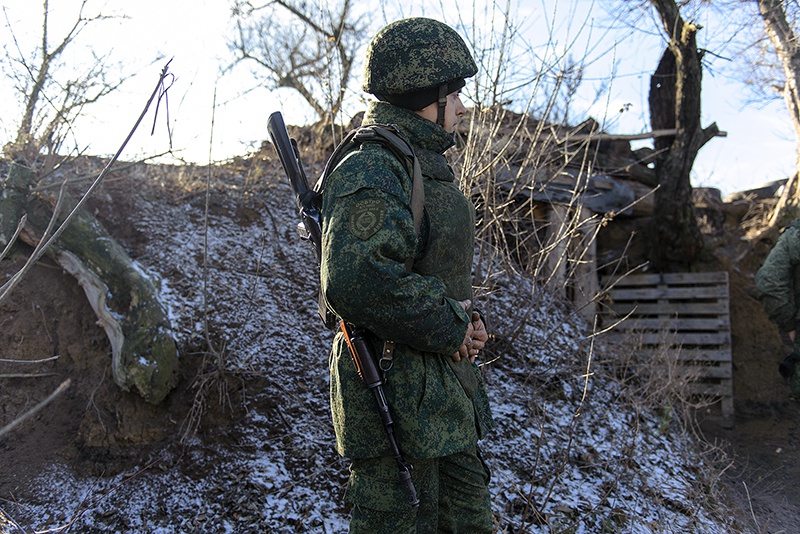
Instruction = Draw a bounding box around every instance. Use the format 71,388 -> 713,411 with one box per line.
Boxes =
0,0 -> 796,197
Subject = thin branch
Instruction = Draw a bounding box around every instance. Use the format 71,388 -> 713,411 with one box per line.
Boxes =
0,505 -> 30,534
0,355 -> 59,364
0,373 -> 57,379
0,59 -> 173,307
0,214 -> 27,262
0,378 -> 70,440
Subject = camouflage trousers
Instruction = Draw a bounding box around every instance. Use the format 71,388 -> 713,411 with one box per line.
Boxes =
345,445 -> 492,534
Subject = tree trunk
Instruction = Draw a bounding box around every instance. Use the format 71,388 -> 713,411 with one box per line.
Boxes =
2,163 -> 179,404
758,0 -> 800,229
646,0 -> 720,272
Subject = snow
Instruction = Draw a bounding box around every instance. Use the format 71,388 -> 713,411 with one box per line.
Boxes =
9,162 -> 738,532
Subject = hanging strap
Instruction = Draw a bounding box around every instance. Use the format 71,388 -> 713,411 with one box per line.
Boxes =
318,124 -> 425,335
359,126 -> 424,271
351,126 -> 425,369
318,124 -> 424,240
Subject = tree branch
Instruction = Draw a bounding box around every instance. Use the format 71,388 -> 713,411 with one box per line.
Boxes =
0,60 -> 174,306
0,379 -> 71,440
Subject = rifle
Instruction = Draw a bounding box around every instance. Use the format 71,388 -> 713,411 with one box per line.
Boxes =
340,321 -> 419,508
267,110 -> 420,508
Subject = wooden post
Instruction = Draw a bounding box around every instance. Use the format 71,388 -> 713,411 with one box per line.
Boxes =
573,207 -> 599,322
545,204 -> 569,298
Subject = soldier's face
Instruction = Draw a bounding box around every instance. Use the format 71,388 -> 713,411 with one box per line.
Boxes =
442,91 -> 467,133
416,90 -> 467,133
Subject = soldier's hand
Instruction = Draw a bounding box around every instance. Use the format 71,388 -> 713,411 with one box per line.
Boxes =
453,306 -> 486,363
468,312 -> 487,363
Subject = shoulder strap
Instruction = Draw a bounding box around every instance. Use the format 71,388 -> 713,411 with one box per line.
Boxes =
318,125 -> 424,247
358,126 -> 424,244
317,124 -> 425,329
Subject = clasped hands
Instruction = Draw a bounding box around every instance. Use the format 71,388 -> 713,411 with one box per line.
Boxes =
452,299 -> 487,363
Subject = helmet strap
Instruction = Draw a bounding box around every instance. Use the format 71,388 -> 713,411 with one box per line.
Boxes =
436,84 -> 448,127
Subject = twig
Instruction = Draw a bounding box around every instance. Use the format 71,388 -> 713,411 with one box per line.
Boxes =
0,504 -> 31,534
0,373 -> 57,379
0,214 -> 27,263
0,59 -> 174,307
0,379 -> 71,440
202,85 -> 218,355
743,481 -> 762,533
0,356 -> 59,364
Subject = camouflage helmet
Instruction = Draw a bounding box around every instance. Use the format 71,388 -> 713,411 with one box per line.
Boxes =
362,18 -> 477,103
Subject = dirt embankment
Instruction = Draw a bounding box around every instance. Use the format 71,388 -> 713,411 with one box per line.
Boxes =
1,158 -> 799,531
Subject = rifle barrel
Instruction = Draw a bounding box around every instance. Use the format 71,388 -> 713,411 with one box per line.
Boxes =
267,111 -> 310,201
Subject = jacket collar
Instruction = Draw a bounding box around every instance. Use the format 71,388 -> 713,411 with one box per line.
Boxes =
362,101 -> 455,156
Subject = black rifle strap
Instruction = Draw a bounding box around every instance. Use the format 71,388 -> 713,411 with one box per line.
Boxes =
318,125 -> 424,240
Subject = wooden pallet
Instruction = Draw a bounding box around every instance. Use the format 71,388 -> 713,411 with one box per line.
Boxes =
598,272 -> 733,418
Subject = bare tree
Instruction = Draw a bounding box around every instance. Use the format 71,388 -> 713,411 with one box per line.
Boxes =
646,0 -> 721,271
229,0 -> 369,124
754,0 -> 800,231
2,0 -> 126,166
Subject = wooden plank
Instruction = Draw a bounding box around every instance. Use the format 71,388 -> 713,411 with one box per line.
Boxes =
603,271 -> 729,287
545,204 -> 569,299
721,399 -> 734,419
687,382 -> 733,397
610,331 -> 731,346
563,128 -> 679,142
609,317 -> 729,331
601,341 -> 733,364
661,272 -> 728,285
644,361 -> 731,380
606,285 -> 729,301
601,301 -> 730,317
674,349 -> 734,363
573,206 -> 599,323
603,273 -> 664,287
672,362 -> 732,378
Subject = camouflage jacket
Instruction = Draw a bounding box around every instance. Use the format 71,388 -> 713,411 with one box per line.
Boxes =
755,219 -> 800,334
320,101 -> 493,459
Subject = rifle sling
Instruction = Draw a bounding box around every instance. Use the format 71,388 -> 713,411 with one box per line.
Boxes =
363,127 -> 425,368
319,125 -> 425,341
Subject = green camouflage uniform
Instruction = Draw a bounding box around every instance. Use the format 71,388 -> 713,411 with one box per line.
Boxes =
755,219 -> 800,397
320,100 -> 493,532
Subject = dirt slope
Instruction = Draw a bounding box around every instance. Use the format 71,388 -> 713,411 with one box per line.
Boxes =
0,156 -> 798,532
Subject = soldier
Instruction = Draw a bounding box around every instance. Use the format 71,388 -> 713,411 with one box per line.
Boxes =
755,219 -> 800,399
319,17 -> 494,533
